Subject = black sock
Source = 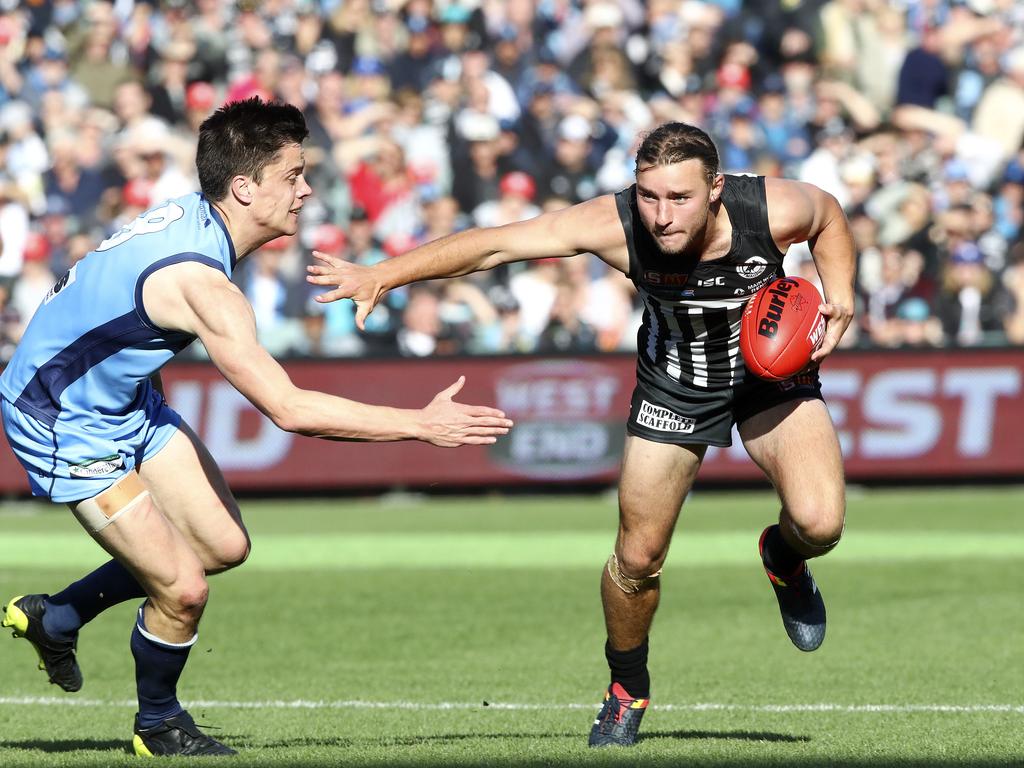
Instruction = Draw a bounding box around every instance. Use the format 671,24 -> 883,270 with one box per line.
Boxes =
605,638 -> 650,699
44,559 -> 146,640
130,603 -> 193,729
762,524 -> 804,576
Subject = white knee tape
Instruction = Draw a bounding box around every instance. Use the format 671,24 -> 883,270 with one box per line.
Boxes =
606,553 -> 662,595
73,473 -> 150,534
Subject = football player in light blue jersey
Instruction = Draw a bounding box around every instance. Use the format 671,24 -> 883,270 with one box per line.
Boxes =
0,98 -> 512,758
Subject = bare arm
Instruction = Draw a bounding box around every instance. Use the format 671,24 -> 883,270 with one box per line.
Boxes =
765,177 -> 856,361
307,195 -> 629,328
143,264 -> 512,446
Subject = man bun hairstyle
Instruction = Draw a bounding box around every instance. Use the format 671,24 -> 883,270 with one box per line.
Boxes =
197,97 -> 309,201
635,122 -> 720,185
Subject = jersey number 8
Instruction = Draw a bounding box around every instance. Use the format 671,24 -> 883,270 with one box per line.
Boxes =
95,202 -> 186,253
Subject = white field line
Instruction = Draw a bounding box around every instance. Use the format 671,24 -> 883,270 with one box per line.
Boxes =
0,696 -> 1020,715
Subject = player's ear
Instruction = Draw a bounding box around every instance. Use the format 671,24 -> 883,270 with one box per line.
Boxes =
231,175 -> 253,205
709,173 -> 724,203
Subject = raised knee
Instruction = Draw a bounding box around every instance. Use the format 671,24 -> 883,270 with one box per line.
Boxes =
212,531 -> 251,572
787,510 -> 845,554
616,543 -> 665,580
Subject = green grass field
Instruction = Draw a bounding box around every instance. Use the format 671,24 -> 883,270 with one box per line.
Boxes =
0,487 -> 1021,767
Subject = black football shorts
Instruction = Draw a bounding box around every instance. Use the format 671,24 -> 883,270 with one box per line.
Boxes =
626,369 -> 823,447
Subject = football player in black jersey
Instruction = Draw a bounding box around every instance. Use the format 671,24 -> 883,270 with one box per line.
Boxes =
308,122 -> 856,747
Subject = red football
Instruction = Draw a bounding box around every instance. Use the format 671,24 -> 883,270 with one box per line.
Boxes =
740,276 -> 826,381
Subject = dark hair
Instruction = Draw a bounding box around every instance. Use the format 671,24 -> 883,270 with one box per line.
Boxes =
635,122 -> 720,184
197,98 -> 309,201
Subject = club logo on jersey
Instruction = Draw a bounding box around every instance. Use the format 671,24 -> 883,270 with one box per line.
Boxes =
636,400 -> 696,433
737,256 -> 768,280
68,454 -> 125,478
644,270 -> 689,286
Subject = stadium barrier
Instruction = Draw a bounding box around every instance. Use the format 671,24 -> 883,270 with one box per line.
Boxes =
0,348 -> 1021,494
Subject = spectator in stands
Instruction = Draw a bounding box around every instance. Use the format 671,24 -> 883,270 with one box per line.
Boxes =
389,14 -> 438,94
304,223 -> 365,358
972,46 -> 1024,161
540,114 -> 600,204
452,112 -> 504,214
8,231 -> 55,342
937,242 -> 1002,346
473,171 -> 541,228
397,286 -> 451,357
537,281 -> 599,354
1,100 -> 49,207
0,174 -> 29,288
146,39 -> 196,127
896,25 -> 949,110
19,44 -> 88,114
1001,243 -> 1024,344
240,236 -> 308,358
183,82 -> 218,133
43,129 -> 106,225
67,1 -> 132,111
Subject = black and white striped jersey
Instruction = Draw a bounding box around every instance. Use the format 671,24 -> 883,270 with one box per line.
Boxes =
614,174 -> 787,391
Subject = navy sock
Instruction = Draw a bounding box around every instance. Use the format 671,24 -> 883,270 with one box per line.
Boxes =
43,559 -> 146,641
762,524 -> 805,576
606,638 -> 650,699
130,603 -> 193,729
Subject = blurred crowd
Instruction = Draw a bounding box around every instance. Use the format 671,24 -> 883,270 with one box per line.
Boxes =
0,0 -> 1023,361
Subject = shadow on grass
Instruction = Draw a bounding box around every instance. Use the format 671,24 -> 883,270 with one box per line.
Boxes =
254,728 -> 806,749
640,728 -> 811,743
0,739 -> 129,754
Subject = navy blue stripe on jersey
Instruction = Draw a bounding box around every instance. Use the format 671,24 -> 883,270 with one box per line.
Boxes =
13,313 -> 166,427
134,253 -> 227,333
208,204 -> 237,270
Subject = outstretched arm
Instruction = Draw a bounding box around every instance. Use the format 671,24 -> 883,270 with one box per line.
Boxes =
144,264 -> 513,446
307,194 -> 629,328
765,177 -> 856,362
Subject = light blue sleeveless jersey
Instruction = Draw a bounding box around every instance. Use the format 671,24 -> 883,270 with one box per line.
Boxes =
0,193 -> 236,500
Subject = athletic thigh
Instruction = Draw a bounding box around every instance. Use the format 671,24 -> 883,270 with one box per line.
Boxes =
137,421 -> 249,571
739,398 -> 845,537
73,474 -> 206,600
616,435 -> 705,573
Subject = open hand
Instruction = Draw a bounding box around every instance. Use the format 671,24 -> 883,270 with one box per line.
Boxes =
306,251 -> 385,329
418,376 -> 514,447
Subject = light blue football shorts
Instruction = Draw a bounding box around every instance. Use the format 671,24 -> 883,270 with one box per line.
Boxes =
1,383 -> 181,503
